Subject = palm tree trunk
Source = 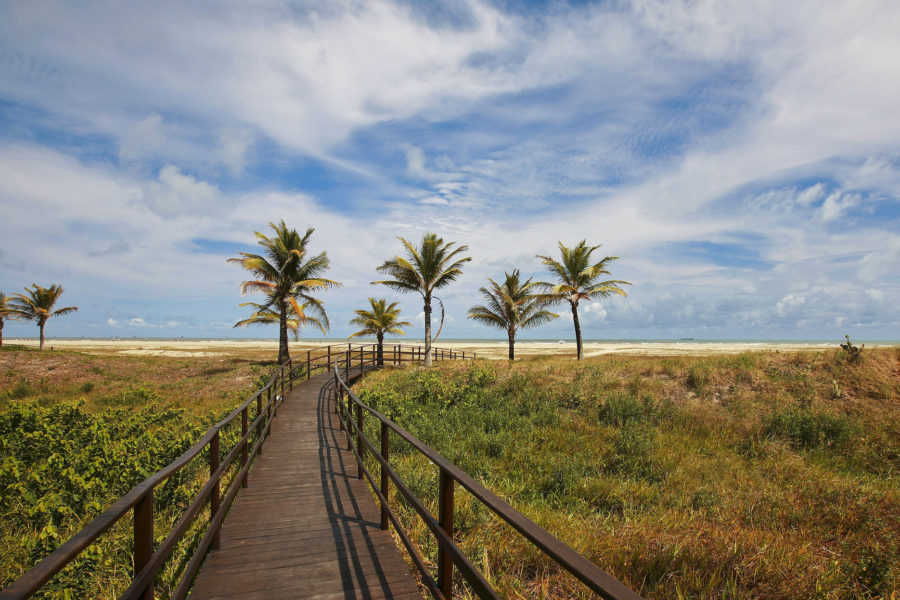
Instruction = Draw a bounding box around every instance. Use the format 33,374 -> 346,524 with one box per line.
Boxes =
508,328 -> 515,360
423,295 -> 433,367
278,300 -> 290,364
376,332 -> 384,366
571,302 -> 583,361
39,321 -> 45,351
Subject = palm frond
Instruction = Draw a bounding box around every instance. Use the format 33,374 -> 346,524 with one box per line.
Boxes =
467,269 -> 559,335
347,297 -> 412,340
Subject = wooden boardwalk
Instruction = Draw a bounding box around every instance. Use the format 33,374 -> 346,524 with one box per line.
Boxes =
190,372 -> 421,600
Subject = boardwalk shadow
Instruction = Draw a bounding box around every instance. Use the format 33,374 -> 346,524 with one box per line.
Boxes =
316,375 -> 400,600
188,372 -> 419,600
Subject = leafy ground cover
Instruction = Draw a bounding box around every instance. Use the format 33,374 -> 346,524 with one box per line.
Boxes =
0,346 -> 271,598
354,348 -> 900,599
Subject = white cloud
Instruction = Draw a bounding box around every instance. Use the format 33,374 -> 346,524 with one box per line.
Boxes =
141,165 -> 221,218
118,113 -> 166,164
776,293 -> 806,317
1,1 -> 899,340
581,302 -> 608,322
858,238 -> 900,282
797,183 -> 826,206
865,288 -> 884,302
819,191 -> 861,222
218,127 -> 255,175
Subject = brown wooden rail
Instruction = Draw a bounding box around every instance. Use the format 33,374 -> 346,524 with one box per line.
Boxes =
330,363 -> 646,600
1,342 -> 467,600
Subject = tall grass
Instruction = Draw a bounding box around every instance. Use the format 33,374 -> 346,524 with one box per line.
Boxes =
0,347 -> 268,598
355,349 -> 900,599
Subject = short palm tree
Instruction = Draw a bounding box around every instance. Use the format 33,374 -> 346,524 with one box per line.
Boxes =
233,299 -> 327,341
373,233 -> 471,367
537,241 -> 630,360
0,292 -> 17,347
348,298 -> 412,366
228,221 -> 339,364
468,270 -> 558,360
7,284 -> 78,350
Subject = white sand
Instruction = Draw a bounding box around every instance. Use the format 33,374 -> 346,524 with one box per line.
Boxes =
8,338 -> 890,360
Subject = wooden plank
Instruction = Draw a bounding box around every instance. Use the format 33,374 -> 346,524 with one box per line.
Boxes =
190,372 -> 420,600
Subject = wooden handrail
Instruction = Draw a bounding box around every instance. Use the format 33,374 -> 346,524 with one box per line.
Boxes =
1,342 -> 473,599
330,357 -> 644,600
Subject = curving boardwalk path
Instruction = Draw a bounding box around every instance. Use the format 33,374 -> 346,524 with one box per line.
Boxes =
189,372 -> 421,600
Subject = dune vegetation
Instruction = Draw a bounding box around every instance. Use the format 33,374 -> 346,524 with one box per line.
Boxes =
0,345 -> 270,598
354,347 -> 900,599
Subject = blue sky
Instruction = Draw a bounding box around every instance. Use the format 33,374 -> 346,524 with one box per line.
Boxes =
1,0 -> 898,341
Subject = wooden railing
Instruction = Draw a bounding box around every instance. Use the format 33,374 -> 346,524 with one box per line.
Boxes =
330,358 -> 645,600
1,343 -> 464,600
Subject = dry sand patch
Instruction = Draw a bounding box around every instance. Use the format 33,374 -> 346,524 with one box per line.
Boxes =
9,338 -> 892,361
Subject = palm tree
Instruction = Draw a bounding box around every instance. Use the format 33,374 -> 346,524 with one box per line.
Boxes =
233,298 -> 327,341
0,292 -> 17,347
537,241 -> 630,360
468,270 -> 558,360
373,233 -> 471,367
348,298 -> 412,366
7,284 -> 78,350
228,221 -> 339,364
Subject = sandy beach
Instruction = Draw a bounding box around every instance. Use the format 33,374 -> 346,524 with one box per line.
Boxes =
8,338 -> 891,360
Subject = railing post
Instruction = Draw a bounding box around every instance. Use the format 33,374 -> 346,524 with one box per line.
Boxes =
356,398 -> 364,479
256,393 -> 263,455
438,469 -> 455,599
347,396 -> 353,450
327,346 -> 331,371
345,351 -> 350,381
134,490 -> 154,600
210,430 -> 221,550
266,386 -> 273,440
241,406 -> 249,488
280,363 -> 285,401
333,371 -> 341,418
380,422 -> 390,530
288,359 -> 293,391
307,349 -> 311,380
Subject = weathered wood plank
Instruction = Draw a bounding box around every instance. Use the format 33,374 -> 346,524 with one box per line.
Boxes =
190,372 -> 421,600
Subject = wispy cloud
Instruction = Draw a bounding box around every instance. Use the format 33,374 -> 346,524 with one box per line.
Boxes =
0,0 -> 898,340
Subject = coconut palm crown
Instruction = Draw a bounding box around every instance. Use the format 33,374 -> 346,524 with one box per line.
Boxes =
228,221 -> 339,364
348,298 -> 412,365
7,284 -> 78,350
537,240 -> 630,360
468,269 -> 558,360
373,233 -> 471,367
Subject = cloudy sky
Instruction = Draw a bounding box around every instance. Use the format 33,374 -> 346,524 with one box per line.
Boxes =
1,0 -> 898,341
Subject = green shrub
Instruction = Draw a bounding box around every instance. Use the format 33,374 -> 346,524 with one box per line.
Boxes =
8,379 -> 35,399
764,406 -> 859,450
0,399 -> 220,596
598,393 -> 673,426
687,364 -> 710,392
607,423 -> 658,480
98,385 -> 163,408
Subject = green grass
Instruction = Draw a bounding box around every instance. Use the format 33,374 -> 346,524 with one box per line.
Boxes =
354,348 -> 900,599
0,348 -> 272,598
